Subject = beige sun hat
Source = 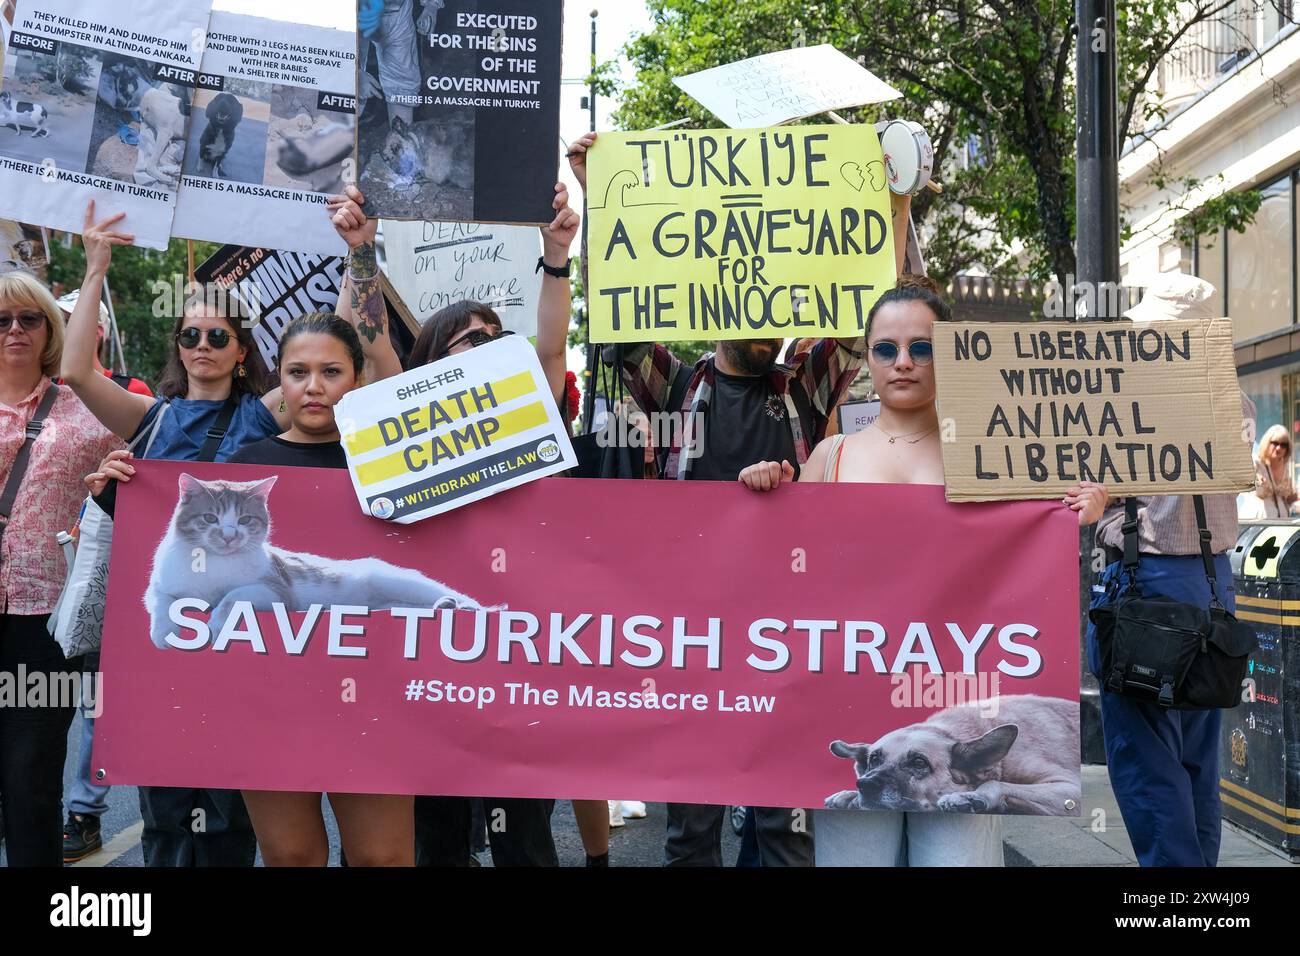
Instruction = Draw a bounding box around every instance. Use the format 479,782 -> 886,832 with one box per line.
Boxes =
56,289 -> 110,329
1123,271 -> 1218,323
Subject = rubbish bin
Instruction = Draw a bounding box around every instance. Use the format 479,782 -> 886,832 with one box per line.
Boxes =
1223,521 -> 1300,859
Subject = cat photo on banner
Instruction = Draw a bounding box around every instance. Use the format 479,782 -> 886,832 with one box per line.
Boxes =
145,473 -> 497,651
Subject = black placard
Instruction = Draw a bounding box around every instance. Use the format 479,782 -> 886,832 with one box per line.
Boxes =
355,0 -> 563,225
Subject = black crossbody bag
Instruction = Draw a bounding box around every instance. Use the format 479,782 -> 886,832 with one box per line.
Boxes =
1089,496 -> 1257,709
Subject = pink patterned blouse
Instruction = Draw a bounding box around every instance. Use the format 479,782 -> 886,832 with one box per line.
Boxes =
0,377 -> 123,616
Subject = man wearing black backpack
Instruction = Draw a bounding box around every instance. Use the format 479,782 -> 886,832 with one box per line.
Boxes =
1088,273 -> 1256,867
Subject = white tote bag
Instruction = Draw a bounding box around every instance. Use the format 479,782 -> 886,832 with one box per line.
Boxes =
48,403 -> 169,658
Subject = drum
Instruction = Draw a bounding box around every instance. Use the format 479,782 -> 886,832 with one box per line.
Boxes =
880,119 -> 934,196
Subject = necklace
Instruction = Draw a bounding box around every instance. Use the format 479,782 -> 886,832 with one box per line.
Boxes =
872,422 -> 938,445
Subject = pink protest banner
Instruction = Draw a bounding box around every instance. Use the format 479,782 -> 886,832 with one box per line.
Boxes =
94,461 -> 1082,816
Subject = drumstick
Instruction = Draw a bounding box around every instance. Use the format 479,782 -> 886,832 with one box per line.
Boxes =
925,180 -> 943,195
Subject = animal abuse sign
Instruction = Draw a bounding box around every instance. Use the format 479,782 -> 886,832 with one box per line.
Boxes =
95,466 -> 1082,814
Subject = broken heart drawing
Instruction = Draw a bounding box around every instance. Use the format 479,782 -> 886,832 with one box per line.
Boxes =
839,161 -> 886,192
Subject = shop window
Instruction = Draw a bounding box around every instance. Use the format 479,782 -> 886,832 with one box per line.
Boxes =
1228,177 -> 1294,341
1197,227 -> 1227,317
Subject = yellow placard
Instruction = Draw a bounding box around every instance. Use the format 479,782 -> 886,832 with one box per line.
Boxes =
586,126 -> 896,343
354,400 -> 550,487
344,370 -> 534,457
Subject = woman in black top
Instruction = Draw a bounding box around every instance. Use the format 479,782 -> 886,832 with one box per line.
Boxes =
94,313 -> 411,865
227,313 -> 355,471
230,313 -> 414,865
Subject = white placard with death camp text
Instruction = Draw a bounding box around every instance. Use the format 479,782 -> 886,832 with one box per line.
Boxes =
336,335 -> 575,523
673,45 -> 902,129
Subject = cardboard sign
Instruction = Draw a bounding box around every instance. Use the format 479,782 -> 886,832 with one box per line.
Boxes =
193,243 -> 421,379
0,0 -> 210,249
587,126 -> 896,343
335,334 -> 575,522
354,0 -> 563,225
96,463 -> 1081,815
382,218 -> 540,334
673,44 -> 902,129
934,318 -> 1257,501
837,399 -> 881,436
171,12 -> 357,256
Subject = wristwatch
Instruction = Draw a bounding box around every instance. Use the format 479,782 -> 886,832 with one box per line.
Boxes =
536,256 -> 571,279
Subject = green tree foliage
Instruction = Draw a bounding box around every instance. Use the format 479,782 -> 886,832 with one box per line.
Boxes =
48,236 -> 221,385
610,0 -> 1269,283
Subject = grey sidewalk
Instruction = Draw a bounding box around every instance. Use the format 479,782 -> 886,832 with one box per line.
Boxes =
1002,765 -> 1295,866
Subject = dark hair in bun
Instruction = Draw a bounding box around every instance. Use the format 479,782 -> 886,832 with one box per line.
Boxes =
868,273 -> 952,327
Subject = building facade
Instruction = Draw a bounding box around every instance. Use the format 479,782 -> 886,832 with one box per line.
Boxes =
1121,6 -> 1299,449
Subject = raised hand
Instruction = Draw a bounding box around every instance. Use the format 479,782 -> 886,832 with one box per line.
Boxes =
81,199 -> 134,277
566,131 -> 597,192
327,185 -> 377,250
541,181 -> 580,264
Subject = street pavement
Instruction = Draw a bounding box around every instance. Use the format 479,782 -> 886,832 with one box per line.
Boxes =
3,727 -> 1291,867
0,721 -> 739,867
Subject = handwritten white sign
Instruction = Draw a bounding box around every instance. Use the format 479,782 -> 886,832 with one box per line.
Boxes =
673,45 -> 901,128
383,219 -> 540,336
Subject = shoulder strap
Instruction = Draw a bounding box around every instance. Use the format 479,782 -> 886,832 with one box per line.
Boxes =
128,399 -> 169,455
197,395 -> 240,463
787,379 -> 815,451
823,434 -> 847,483
1192,494 -> 1223,609
0,382 -> 60,527
656,364 -> 694,477
666,362 -> 692,419
1119,497 -> 1141,593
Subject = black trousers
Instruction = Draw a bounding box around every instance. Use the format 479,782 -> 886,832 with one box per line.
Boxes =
414,796 -> 557,866
138,786 -> 257,867
665,803 -> 815,867
0,614 -> 79,867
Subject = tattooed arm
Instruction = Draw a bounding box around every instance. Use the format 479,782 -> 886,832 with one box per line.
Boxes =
536,182 -> 580,403
328,186 -> 403,384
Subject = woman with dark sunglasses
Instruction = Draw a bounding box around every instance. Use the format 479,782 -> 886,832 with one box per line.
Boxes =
59,202 -> 286,869
0,270 -> 122,866
59,199 -> 392,868
1241,424 -> 1297,519
60,202 -> 287,466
